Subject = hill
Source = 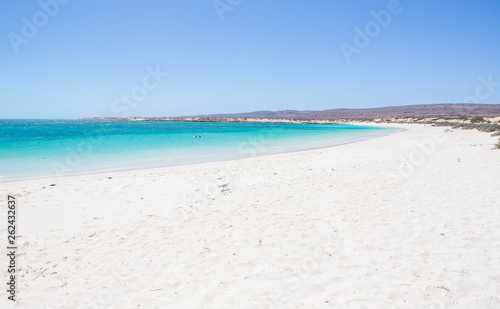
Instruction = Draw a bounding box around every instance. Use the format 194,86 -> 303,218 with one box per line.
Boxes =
203,104 -> 500,120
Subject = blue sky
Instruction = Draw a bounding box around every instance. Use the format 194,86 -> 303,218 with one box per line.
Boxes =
1,0 -> 499,119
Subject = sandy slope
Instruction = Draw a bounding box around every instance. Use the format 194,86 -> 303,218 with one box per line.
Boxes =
1,124 -> 499,308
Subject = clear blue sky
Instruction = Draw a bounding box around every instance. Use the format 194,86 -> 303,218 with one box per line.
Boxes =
1,0 -> 499,119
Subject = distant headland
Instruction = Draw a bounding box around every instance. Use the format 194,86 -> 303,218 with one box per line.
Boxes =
85,103 -> 500,122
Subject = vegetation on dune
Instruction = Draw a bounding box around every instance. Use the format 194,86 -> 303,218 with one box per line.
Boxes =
422,121 -> 500,133
470,117 -> 485,123
377,117 -> 500,149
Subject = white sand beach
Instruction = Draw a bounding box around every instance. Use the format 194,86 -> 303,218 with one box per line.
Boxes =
1,123 -> 499,308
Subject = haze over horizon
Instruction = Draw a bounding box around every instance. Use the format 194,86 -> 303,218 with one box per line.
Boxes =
1,0 -> 500,119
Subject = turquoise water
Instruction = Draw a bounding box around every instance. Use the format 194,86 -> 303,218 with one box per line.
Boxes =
0,120 -> 395,182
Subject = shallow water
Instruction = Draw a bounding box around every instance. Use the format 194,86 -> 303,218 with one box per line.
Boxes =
0,119 -> 395,182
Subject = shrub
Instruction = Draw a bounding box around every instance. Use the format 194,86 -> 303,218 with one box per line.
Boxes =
477,124 -> 499,132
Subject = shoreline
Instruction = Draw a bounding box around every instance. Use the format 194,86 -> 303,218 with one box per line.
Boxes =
1,123 -> 499,308
0,123 -> 398,184
82,115 -> 500,125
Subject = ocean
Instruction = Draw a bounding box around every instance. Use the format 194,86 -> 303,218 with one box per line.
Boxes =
0,119 -> 395,182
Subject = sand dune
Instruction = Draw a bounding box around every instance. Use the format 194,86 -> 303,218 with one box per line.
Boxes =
1,124 -> 499,308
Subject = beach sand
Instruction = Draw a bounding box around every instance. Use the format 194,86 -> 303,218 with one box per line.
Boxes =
1,123 -> 499,308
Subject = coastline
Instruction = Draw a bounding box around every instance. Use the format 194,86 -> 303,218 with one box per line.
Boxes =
1,123 -> 499,308
0,122 -> 397,184
82,115 -> 500,125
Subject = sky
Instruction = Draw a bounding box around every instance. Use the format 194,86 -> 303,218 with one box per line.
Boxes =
1,0 -> 499,119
